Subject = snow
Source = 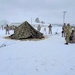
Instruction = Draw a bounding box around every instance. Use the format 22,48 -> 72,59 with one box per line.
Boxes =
0,26 -> 75,75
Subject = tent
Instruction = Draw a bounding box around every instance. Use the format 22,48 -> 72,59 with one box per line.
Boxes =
9,21 -> 44,39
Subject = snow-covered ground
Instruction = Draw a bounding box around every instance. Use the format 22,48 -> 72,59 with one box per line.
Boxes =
0,26 -> 75,75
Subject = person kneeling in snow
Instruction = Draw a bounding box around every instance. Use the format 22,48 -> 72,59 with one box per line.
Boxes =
69,30 -> 75,43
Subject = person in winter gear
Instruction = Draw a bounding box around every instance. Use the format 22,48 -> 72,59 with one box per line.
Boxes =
73,30 -> 75,42
65,23 -> 72,45
69,29 -> 75,43
37,24 -> 41,31
44,27 -> 47,34
48,24 -> 52,34
62,23 -> 67,37
69,30 -> 74,43
5,24 -> 10,34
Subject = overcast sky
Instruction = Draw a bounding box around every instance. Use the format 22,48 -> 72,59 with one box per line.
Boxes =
0,0 -> 75,24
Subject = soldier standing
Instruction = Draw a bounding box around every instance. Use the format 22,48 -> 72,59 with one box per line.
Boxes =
43,27 -> 47,34
62,23 -> 66,37
65,23 -> 72,45
37,24 -> 41,32
5,24 -> 10,34
48,24 -> 52,34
